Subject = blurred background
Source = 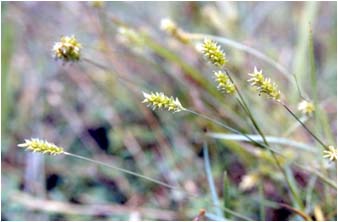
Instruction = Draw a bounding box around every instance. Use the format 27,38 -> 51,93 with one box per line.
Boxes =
1,1 -> 337,221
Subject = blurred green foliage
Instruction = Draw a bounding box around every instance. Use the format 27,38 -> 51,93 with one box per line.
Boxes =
1,1 -> 337,221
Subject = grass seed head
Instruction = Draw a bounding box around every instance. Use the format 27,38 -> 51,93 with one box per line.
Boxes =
142,92 -> 186,113
52,35 -> 82,62
323,145 -> 337,162
18,138 -> 64,155
90,0 -> 104,8
248,67 -> 281,101
297,100 -> 315,116
160,18 -> 177,35
200,38 -> 227,68
160,18 -> 190,44
214,71 -> 235,94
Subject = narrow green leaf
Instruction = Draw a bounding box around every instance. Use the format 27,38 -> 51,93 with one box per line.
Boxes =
308,27 -> 335,144
223,171 -> 231,218
203,142 -> 223,218
1,7 -> 15,136
207,133 -> 318,153
258,180 -> 265,220
292,1 -> 318,100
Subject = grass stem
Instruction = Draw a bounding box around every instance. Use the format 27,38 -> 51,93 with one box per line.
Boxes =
64,152 -> 179,190
224,69 -> 305,209
62,151 -> 253,220
279,101 -> 328,150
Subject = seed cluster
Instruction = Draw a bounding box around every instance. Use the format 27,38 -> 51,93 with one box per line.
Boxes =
248,67 -> 281,101
52,35 -> 82,62
142,92 -> 186,113
323,145 -> 337,162
297,100 -> 315,116
160,18 -> 190,44
18,138 -> 64,155
214,71 -> 235,94
201,39 -> 227,68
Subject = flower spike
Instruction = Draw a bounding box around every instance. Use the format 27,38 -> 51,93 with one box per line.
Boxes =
160,18 -> 190,44
52,35 -> 82,62
214,71 -> 235,94
323,145 -> 337,162
18,138 -> 64,155
142,92 -> 186,113
200,39 -> 227,68
248,67 -> 281,101
297,100 -> 315,116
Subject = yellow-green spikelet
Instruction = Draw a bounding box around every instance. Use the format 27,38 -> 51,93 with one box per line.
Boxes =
248,67 -> 281,101
142,92 -> 186,113
214,71 -> 235,94
18,138 -> 64,155
52,35 -> 82,62
201,39 -> 227,68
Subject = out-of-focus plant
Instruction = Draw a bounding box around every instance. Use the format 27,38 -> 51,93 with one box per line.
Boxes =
6,2 -> 336,221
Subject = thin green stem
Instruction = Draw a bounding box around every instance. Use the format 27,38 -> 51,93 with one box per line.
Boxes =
224,69 -> 269,146
208,133 -> 337,188
185,109 -> 265,148
305,175 -> 317,210
207,133 -> 317,152
203,142 -> 223,218
82,57 -> 147,94
64,151 -> 179,191
279,101 -> 328,150
292,74 -> 307,100
269,151 -> 304,209
223,171 -> 230,218
187,108 -> 305,208
63,151 -> 253,221
258,180 -> 265,220
224,69 -> 304,209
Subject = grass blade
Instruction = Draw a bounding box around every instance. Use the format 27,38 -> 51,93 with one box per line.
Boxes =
203,142 -> 223,219
207,133 -> 318,153
258,180 -> 265,220
291,1 -> 318,100
308,25 -> 335,145
223,172 -> 230,219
